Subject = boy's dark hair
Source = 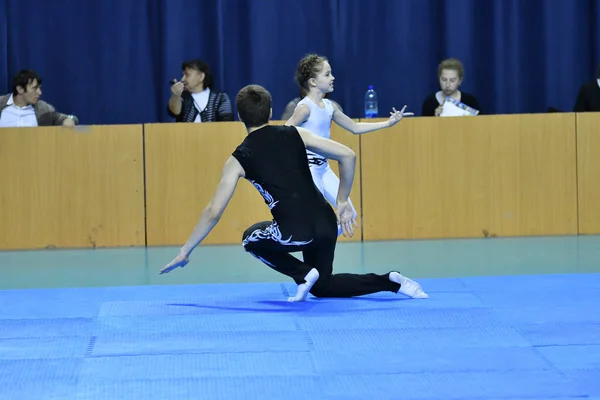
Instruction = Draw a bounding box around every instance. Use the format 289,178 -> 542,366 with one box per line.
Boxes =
236,85 -> 272,128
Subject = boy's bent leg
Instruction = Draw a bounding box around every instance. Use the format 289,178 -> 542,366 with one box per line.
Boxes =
242,221 -> 317,290
312,271 -> 401,298
304,238 -> 428,299
313,269 -> 428,299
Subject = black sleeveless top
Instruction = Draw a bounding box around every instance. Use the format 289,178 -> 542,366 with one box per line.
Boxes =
232,125 -> 334,230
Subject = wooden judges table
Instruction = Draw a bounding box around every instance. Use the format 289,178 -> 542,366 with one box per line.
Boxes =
1,112 -> 599,250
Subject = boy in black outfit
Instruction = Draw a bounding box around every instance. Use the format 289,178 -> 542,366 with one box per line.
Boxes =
161,84 -> 428,302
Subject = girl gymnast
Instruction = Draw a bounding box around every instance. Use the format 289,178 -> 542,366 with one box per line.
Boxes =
285,54 -> 413,232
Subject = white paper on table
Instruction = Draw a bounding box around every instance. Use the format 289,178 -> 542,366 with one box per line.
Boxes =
440,97 -> 480,117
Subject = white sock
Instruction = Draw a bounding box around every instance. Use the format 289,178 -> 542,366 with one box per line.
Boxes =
288,268 -> 320,302
389,271 -> 429,299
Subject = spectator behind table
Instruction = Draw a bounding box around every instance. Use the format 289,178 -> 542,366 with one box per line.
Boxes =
0,69 -> 78,128
421,58 -> 480,117
574,63 -> 600,112
168,59 -> 233,123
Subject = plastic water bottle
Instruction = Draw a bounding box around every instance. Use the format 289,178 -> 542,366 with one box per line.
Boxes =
364,85 -> 378,118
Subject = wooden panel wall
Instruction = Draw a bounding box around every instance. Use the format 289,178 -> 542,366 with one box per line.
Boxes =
360,114 -> 578,240
0,125 -> 145,250
2,111 -> 596,250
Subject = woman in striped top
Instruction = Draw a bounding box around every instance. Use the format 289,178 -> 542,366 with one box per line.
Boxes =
168,59 -> 233,123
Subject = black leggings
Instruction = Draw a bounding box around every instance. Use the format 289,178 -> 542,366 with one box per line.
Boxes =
242,220 -> 400,298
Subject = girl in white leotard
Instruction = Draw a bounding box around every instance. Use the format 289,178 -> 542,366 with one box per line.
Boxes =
285,54 -> 413,234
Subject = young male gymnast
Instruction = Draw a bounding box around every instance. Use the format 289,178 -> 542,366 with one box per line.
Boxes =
160,84 -> 428,302
286,54 -> 413,228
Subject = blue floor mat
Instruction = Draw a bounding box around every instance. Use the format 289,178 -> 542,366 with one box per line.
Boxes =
0,273 -> 598,399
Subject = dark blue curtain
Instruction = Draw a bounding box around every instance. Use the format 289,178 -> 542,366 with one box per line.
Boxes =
1,0 -> 599,124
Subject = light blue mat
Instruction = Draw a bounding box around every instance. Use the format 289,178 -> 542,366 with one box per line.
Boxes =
1,273 -> 599,399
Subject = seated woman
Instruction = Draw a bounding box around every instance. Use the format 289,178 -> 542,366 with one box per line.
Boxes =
168,59 -> 233,123
421,58 -> 480,117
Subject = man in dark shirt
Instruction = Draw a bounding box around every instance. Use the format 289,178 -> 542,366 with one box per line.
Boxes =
574,63 -> 600,112
160,84 -> 428,302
